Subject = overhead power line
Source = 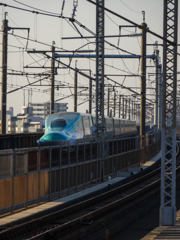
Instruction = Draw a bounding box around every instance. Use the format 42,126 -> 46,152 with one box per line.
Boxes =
0,2 -> 69,19
86,0 -> 176,45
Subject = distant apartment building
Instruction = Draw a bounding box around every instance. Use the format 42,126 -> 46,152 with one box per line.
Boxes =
0,114 -> 11,134
29,122 -> 43,132
0,107 -> 14,119
28,102 -> 68,120
0,102 -> 68,133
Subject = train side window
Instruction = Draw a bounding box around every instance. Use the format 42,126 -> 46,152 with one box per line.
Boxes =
92,116 -> 96,126
89,115 -> 93,126
120,120 -> 123,133
74,118 -> 83,137
105,118 -> 113,132
125,121 -> 127,133
83,116 -> 91,135
114,119 -> 120,135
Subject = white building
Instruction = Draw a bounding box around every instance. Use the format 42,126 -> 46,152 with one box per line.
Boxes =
28,101 -> 68,120
1,102 -> 68,133
29,122 -> 43,132
0,114 -> 11,134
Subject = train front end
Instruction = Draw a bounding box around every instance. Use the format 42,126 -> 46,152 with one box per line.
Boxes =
37,116 -> 70,146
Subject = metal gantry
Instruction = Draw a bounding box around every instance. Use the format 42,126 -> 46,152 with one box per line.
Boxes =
96,0 -> 105,141
95,0 -> 105,181
160,0 -> 178,226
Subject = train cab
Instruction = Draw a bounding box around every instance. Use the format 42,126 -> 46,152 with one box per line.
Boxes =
50,118 -> 68,130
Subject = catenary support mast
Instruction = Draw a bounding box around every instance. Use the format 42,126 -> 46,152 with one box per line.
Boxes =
50,42 -> 55,114
140,15 -> 147,136
160,0 -> 178,226
96,0 -> 105,141
1,14 -> 8,134
96,0 -> 105,180
74,67 -> 78,112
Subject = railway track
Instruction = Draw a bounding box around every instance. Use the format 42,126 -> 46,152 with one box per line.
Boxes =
0,146 -> 179,240
0,166 -> 163,240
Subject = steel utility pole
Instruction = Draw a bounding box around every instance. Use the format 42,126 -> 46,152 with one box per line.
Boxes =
128,98 -> 131,120
74,66 -> 78,112
107,88 -> 110,116
125,98 -> 127,119
160,0 -> 178,226
1,14 -> 29,134
119,95 -> 121,118
1,14 -> 9,134
113,90 -> 116,117
96,0 -> 105,180
122,97 -> 125,118
89,70 -> 92,114
158,64 -> 162,130
50,42 -> 55,114
131,100 -> 134,120
140,12 -> 147,136
154,49 -> 159,132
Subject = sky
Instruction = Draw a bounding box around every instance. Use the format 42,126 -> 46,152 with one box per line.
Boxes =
0,0 -> 179,116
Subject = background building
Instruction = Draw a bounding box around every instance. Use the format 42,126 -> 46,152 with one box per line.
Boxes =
0,102 -> 68,133
29,102 -> 68,120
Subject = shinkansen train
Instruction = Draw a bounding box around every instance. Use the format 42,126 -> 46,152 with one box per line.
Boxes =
37,112 -> 137,146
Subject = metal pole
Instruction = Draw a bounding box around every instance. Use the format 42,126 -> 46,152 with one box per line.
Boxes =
129,97 -> 130,120
74,67 -> 78,112
122,97 -> 124,118
140,21 -> 147,136
50,42 -> 55,114
154,49 -> 159,132
160,0 -> 178,226
96,0 -> 105,139
125,98 -> 127,119
158,64 -> 162,130
114,91 -> 116,117
1,14 -> 8,134
96,0 -> 105,181
89,70 -> 92,114
119,95 -> 121,118
132,100 -> 134,120
107,88 -> 110,116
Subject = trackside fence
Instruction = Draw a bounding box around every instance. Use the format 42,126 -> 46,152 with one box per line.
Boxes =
0,132 -> 43,150
0,132 -> 161,216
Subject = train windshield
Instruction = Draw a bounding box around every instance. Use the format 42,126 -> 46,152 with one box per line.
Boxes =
50,119 -> 67,128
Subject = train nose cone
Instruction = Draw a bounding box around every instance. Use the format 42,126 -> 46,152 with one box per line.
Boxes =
37,132 -> 69,146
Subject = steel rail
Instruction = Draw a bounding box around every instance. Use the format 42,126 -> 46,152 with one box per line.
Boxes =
29,167 -> 180,240
0,144 -> 179,240
0,166 -> 162,240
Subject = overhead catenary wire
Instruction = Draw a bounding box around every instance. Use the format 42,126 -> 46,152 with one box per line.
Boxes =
0,2 -> 69,19
1,1 -> 158,111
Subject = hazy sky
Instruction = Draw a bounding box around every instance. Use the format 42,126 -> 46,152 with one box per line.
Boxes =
0,0 -> 179,115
